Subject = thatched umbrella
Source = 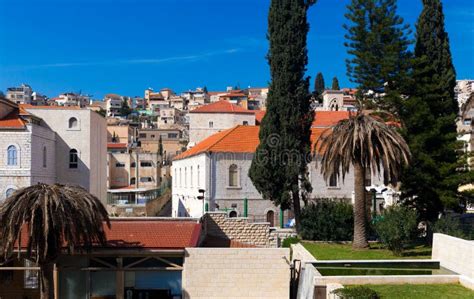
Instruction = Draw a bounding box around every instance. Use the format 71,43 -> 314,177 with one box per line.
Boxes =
316,113 -> 410,249
0,184 -> 110,299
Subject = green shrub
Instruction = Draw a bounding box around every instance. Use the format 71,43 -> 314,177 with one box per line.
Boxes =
374,206 -> 418,255
300,199 -> 353,241
282,236 -> 300,248
332,286 -> 380,299
432,214 -> 466,239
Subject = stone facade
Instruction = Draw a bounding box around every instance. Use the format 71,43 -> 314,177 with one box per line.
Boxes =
24,107 -> 107,201
182,248 -> 290,299
172,151 -> 383,221
201,212 -> 270,247
0,122 -> 56,201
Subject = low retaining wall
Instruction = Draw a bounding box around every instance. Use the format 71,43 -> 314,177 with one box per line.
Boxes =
182,248 -> 290,299
201,212 -> 270,247
314,274 -> 460,286
432,233 -> 474,279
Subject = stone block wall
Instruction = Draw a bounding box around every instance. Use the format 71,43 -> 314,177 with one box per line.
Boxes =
182,248 -> 290,299
201,212 -> 270,247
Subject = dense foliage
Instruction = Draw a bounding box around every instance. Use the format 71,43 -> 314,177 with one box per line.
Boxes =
400,0 -> 466,221
282,236 -> 300,248
432,214 -> 473,240
300,200 -> 353,241
375,206 -> 418,255
249,0 -> 315,231
331,76 -> 340,90
333,286 -> 380,299
344,0 -> 412,112
314,72 -> 325,96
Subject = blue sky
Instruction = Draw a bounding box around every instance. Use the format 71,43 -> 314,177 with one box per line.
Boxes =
0,0 -> 473,99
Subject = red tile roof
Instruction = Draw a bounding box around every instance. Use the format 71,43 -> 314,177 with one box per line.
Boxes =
107,143 -> 128,149
189,100 -> 254,114
0,110 -> 26,129
254,110 -> 266,125
102,220 -> 201,249
21,104 -> 82,110
16,219 -> 201,250
312,111 -> 351,128
174,125 -> 329,161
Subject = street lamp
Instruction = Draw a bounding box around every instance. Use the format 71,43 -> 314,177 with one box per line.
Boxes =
197,189 -> 207,215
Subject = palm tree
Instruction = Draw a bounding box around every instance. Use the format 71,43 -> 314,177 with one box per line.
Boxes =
0,184 -> 110,299
316,113 -> 410,249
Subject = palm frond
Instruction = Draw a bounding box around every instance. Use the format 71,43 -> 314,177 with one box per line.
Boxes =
316,112 -> 411,184
0,184 -> 110,264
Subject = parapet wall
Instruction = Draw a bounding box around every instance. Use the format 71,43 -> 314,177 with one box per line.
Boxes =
182,248 -> 290,299
432,233 -> 474,279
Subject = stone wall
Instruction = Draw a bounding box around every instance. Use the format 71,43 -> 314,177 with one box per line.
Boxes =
182,248 -> 290,299
269,228 -> 298,247
201,212 -> 270,247
432,233 -> 474,279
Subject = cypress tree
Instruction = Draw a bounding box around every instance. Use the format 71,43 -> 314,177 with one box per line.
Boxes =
249,0 -> 315,231
331,77 -> 340,90
344,0 -> 412,112
314,72 -> 325,95
401,0 -> 462,220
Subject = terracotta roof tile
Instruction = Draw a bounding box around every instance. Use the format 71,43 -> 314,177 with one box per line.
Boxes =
16,220 -> 201,250
107,143 -> 128,149
312,111 -> 351,128
189,100 -> 254,114
174,125 -> 329,161
0,110 -> 26,129
254,110 -> 266,125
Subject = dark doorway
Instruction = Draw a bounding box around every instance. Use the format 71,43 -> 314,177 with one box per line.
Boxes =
266,210 -> 275,227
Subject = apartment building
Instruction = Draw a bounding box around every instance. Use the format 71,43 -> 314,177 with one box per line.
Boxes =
6,84 -> 33,105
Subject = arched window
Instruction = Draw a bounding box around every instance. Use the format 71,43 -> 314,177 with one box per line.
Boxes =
229,210 -> 238,218
130,177 -> 136,185
68,117 -> 78,129
190,166 -> 193,187
209,121 -> 214,128
197,165 -> 200,187
42,146 -> 47,168
69,149 -> 78,169
5,188 -> 15,198
7,145 -> 17,166
229,164 -> 238,187
184,167 -> 187,187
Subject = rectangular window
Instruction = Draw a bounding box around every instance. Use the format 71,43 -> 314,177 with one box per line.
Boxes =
168,133 -> 178,138
243,121 -> 248,126
140,177 -> 153,183
139,133 -> 147,138
115,162 -> 125,167
140,161 -> 153,167
24,260 -> 39,289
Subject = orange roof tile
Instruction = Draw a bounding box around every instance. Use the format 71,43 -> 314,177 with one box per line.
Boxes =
174,125 -> 329,161
254,110 -> 266,125
21,104 -> 82,110
312,111 -> 351,128
189,100 -> 254,114
16,219 -> 201,250
0,110 -> 26,129
107,143 -> 128,149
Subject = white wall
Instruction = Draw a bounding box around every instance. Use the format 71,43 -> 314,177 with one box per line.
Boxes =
189,112 -> 255,145
182,248 -> 290,299
172,153 -> 209,217
25,108 -> 107,202
432,233 -> 474,279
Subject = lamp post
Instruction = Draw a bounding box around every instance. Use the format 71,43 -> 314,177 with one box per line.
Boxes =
197,189 -> 206,216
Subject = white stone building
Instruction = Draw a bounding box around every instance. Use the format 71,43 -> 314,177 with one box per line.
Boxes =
188,100 -> 255,146
0,100 -> 56,201
6,84 -> 33,105
104,94 -> 124,117
22,105 -> 107,201
172,125 -> 383,225
455,79 -> 474,108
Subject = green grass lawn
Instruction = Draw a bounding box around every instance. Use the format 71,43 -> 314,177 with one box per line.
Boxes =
347,284 -> 474,299
302,242 -> 431,260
